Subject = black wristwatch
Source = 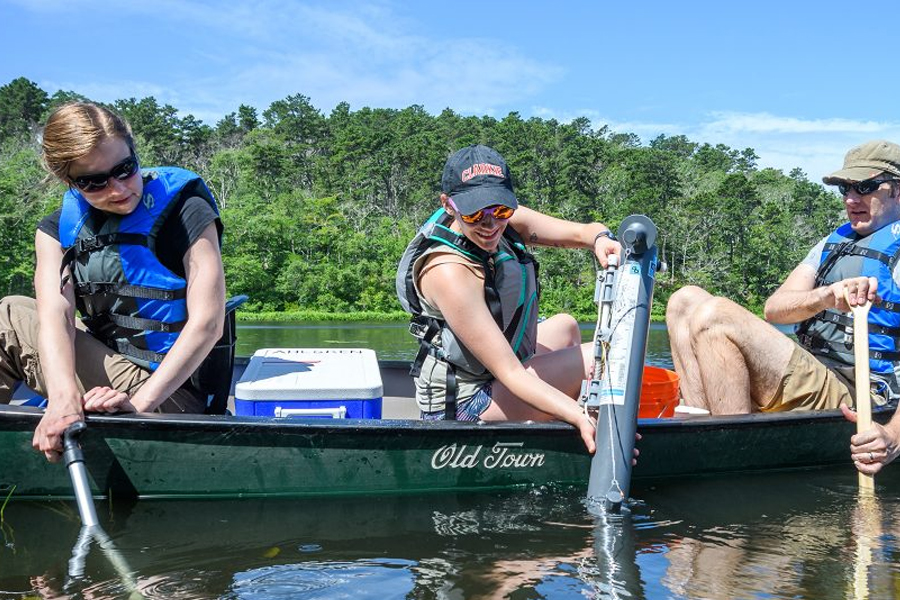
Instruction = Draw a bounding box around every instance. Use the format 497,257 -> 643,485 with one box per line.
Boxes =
593,230 -> 617,245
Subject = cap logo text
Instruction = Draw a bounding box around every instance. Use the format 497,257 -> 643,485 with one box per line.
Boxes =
461,163 -> 504,182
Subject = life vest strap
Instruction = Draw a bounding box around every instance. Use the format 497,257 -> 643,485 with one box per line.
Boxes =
816,309 -> 900,336
74,232 -> 149,255
113,339 -> 168,366
408,316 -> 441,378
799,333 -> 900,362
105,312 -> 186,333
822,241 -> 894,267
74,281 -> 187,301
444,364 -> 458,421
60,233 -> 152,291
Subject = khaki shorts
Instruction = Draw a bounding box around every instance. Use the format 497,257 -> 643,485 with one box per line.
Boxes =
0,295 -> 205,413
761,344 -> 880,412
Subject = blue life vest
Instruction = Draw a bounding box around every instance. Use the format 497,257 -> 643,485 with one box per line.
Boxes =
797,221 -> 900,397
58,167 -> 219,370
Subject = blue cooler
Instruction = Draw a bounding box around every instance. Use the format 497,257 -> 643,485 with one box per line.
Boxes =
234,348 -> 383,419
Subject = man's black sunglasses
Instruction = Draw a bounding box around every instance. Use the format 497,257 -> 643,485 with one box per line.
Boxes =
837,178 -> 896,196
70,153 -> 140,192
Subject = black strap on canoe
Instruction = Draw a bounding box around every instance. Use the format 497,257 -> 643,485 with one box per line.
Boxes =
196,295 -> 247,415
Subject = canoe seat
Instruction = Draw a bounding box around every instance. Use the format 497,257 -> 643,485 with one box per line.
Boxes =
193,294 -> 249,415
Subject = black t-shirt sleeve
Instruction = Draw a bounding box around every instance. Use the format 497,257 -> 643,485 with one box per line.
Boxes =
37,209 -> 62,241
155,195 -> 222,278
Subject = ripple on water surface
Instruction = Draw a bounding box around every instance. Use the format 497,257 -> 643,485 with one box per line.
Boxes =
224,558 -> 417,600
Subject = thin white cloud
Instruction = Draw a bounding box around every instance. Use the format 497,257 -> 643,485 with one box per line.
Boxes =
13,1 -> 900,183
41,80 -> 173,105
702,111 -> 885,135
15,0 -> 560,122
529,107 -> 900,181
698,113 -> 900,179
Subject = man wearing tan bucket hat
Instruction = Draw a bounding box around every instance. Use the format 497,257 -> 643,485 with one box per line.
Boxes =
666,139 -> 900,473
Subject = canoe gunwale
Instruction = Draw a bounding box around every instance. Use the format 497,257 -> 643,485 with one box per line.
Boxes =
1,402 -> 893,433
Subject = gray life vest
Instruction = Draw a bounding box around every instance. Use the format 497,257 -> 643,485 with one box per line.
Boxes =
395,209 -> 540,418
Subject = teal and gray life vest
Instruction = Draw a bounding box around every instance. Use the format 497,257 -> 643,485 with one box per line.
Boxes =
58,167 -> 220,371
395,209 -> 540,418
796,221 -> 900,399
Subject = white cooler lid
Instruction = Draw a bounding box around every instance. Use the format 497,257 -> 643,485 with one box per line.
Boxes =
235,348 -> 383,401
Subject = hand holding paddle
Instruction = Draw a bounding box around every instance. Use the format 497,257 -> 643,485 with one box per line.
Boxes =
845,288 -> 874,495
62,422 -> 144,598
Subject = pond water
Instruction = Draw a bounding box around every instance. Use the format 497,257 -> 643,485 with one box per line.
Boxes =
1,320 -> 893,599
2,469 -> 898,599
234,321 -> 675,368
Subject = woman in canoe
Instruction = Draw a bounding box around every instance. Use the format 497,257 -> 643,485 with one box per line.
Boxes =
0,102 -> 226,461
396,144 -> 621,452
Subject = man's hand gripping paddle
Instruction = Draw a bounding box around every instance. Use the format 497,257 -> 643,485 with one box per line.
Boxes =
846,291 -> 874,495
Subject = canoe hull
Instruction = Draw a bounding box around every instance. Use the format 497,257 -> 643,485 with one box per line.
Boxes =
0,402 -> 890,500
0,407 -> 590,499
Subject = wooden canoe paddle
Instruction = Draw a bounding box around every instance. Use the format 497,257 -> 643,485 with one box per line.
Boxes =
847,291 -> 874,495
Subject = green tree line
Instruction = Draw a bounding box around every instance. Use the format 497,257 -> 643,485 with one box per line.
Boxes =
0,77 -> 844,319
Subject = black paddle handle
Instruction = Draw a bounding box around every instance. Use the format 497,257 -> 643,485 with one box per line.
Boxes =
63,421 -> 87,468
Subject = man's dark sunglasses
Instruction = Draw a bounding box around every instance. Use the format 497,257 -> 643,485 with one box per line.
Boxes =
837,178 -> 896,196
70,153 -> 140,192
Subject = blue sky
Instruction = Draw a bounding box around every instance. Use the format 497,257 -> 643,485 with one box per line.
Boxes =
2,0 -> 898,182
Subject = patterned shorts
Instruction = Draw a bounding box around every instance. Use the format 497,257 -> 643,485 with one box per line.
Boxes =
421,382 -> 493,421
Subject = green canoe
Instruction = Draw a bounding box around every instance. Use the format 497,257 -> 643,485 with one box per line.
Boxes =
0,360 -> 890,500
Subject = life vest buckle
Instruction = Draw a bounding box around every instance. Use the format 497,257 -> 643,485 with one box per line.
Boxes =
409,320 -> 429,339
76,237 -> 105,254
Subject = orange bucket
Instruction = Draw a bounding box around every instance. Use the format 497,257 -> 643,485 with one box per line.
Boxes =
639,366 -> 680,418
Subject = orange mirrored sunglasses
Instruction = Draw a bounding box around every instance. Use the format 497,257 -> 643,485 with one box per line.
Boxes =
448,198 -> 515,224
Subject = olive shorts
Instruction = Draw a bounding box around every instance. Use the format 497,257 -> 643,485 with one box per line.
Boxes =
761,343 -> 883,412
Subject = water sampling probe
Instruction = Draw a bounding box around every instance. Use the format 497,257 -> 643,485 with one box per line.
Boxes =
584,215 -> 659,514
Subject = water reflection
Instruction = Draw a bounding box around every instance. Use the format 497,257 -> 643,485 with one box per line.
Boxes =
4,466 -> 900,599
236,320 -> 675,367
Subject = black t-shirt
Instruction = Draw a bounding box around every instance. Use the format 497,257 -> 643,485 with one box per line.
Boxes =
38,193 -> 222,277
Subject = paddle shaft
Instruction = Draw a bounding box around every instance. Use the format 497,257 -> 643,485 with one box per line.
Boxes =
62,422 -> 143,598
850,300 -> 875,494
63,422 -> 99,527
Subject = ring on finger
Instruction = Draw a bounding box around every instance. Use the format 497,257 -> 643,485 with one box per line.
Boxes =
869,451 -> 875,462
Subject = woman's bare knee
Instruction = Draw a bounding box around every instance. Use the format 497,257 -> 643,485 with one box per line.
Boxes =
537,313 -> 581,350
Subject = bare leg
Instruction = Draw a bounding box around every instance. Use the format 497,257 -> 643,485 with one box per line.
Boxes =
535,313 -> 582,354
484,342 -> 592,421
687,296 -> 795,414
666,286 -> 715,410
